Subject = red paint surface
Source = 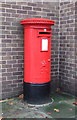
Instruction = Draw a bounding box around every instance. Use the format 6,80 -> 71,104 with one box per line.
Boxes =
20,18 -> 54,84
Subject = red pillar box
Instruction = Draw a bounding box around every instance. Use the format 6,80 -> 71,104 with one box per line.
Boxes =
20,18 -> 54,104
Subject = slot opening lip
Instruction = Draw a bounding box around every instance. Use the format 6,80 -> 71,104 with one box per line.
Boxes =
38,30 -> 51,37
38,31 -> 51,37
39,30 -> 51,33
39,32 -> 51,34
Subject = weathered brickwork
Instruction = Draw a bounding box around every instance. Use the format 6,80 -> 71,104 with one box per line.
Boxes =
59,2 -> 76,95
0,1 -> 59,99
75,2 -> 77,96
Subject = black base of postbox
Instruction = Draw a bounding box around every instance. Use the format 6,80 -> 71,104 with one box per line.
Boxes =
23,81 -> 51,104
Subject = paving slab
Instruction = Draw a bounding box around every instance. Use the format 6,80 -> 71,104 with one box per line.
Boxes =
1,92 -> 77,119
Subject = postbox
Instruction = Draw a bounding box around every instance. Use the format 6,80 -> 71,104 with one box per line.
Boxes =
20,18 -> 54,104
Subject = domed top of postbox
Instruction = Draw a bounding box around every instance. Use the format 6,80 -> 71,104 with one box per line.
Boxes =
20,18 -> 54,25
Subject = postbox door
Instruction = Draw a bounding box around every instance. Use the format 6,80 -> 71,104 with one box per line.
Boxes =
40,36 -> 51,83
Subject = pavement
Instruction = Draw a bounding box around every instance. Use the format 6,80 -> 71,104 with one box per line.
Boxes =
1,92 -> 77,119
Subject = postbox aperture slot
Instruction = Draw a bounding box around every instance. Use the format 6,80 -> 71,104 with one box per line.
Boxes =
39,32 -> 50,34
41,39 -> 48,51
38,31 -> 51,37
